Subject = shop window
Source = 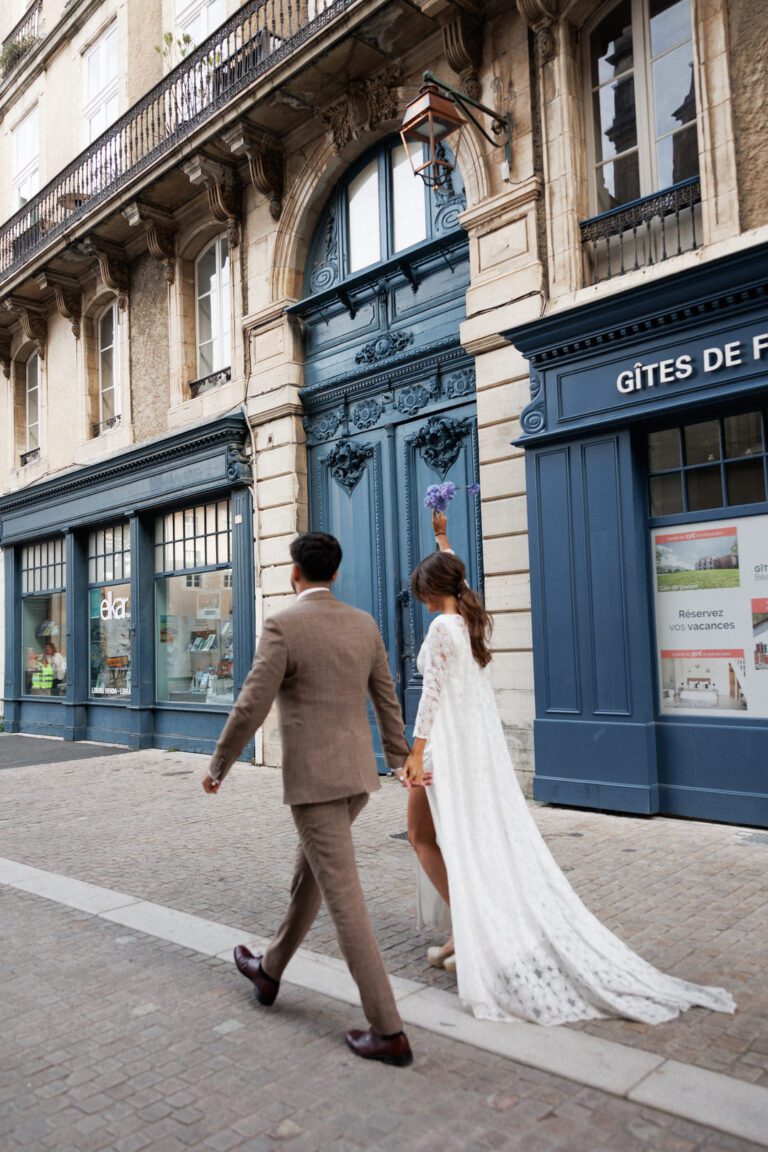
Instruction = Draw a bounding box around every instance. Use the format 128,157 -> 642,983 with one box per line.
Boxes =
13,105 -> 39,209
154,501 -> 233,705
647,410 -> 768,518
89,525 -> 131,699
96,303 -> 120,434
587,0 -> 697,213
195,236 -> 231,383
21,538 -> 67,696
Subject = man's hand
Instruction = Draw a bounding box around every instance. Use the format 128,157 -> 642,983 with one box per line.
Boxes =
202,774 -> 221,794
402,750 -> 432,789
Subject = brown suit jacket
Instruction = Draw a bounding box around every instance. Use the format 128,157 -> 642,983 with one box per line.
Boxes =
208,590 -> 410,805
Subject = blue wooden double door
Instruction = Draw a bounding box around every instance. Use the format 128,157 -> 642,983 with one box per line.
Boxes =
307,391 -> 482,763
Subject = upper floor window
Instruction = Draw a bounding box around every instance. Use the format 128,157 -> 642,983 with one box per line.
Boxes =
587,0 -> 697,213
176,0 -> 227,42
98,303 -> 120,429
25,353 -> 40,452
305,137 -> 464,295
13,105 -> 39,208
84,22 -> 119,142
196,236 -> 230,378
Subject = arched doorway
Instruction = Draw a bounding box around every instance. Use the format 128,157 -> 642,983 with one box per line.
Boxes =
290,137 -> 481,763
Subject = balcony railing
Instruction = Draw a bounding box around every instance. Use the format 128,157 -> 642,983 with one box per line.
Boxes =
580,177 -> 702,286
20,446 -> 40,466
92,414 -> 121,437
189,367 -> 232,398
0,0 -> 346,285
1,0 -> 42,77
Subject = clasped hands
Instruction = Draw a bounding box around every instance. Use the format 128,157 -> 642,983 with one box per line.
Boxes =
396,747 -> 432,789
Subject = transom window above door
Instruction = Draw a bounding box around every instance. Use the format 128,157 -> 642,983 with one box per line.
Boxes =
586,0 -> 698,214
305,137 -> 465,295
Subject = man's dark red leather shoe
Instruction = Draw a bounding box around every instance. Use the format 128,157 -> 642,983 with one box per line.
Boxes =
233,945 -> 280,1006
345,1028 -> 413,1067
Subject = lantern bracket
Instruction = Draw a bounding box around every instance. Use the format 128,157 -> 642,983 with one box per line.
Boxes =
421,70 -> 511,165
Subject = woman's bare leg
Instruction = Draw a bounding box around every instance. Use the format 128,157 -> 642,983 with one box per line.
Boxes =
407,786 -> 450,906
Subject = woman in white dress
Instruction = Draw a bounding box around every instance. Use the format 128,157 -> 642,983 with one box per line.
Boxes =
401,512 -> 735,1026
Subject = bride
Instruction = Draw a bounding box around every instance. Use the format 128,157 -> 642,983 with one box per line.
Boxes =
401,510 -> 735,1026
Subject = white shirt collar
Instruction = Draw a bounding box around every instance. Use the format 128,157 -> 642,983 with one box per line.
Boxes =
296,587 -> 333,601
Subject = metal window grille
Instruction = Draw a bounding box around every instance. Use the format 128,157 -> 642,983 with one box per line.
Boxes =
88,524 -> 131,584
154,500 -> 231,573
21,537 -> 66,594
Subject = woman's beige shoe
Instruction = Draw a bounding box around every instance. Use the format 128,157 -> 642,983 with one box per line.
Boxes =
443,954 -> 457,974
426,941 -> 455,969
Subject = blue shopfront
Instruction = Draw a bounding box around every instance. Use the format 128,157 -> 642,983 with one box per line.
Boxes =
508,243 -> 768,828
0,413 -> 255,754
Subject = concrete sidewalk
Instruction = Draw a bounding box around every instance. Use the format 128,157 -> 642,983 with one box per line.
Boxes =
1,744 -> 767,1149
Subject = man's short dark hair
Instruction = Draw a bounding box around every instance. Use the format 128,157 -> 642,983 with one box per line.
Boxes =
290,533 -> 342,582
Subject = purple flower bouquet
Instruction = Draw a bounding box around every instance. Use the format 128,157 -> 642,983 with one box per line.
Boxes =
424,481 -> 480,512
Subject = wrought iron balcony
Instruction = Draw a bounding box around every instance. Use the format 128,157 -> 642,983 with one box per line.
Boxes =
0,0 -> 347,284
1,0 -> 42,77
189,367 -> 232,398
91,414 -> 121,437
20,446 -> 40,466
580,177 -> 702,286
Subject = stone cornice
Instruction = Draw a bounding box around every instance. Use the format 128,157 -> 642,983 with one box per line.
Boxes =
301,337 -> 469,409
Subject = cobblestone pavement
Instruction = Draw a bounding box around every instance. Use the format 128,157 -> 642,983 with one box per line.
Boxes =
0,733 -> 131,768
2,885 -> 764,1152
1,747 -> 767,1094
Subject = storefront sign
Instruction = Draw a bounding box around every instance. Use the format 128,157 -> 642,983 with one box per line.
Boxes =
616,333 -> 768,394
652,515 -> 768,717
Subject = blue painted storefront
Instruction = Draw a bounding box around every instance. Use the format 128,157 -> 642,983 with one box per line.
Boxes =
508,243 -> 768,828
0,413 -> 255,754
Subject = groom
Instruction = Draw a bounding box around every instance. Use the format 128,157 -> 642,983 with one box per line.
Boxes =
202,532 -> 413,1066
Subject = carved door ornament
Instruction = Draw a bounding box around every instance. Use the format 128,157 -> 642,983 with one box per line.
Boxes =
410,414 -> 472,477
323,439 -> 375,493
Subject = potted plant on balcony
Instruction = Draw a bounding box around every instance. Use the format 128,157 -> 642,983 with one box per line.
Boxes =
1,34 -> 36,76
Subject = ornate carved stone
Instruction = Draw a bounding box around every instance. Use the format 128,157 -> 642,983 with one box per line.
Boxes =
182,154 -> 241,247
355,330 -> 414,365
303,406 -> 345,444
444,367 -> 475,398
0,297 -> 47,359
123,201 -> 178,284
410,414 -> 472,476
323,66 -> 403,152
443,7 -> 484,101
350,398 -> 383,431
395,382 -> 438,416
0,330 -> 11,379
226,440 -> 253,483
516,0 -> 560,65
35,271 -> 82,338
323,439 -> 375,493
75,237 -> 130,309
520,368 -> 546,434
222,121 -> 284,221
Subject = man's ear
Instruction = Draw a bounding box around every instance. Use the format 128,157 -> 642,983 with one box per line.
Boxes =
330,570 -> 338,584
291,563 -> 301,586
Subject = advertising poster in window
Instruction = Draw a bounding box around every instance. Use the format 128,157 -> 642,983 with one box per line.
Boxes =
652,515 -> 768,718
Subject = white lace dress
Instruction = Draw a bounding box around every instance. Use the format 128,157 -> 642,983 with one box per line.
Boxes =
414,614 -> 736,1026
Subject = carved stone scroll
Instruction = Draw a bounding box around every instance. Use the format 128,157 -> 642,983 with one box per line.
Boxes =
222,122 -> 284,221
35,271 -> 83,338
443,7 -> 483,100
0,297 -> 48,359
123,201 -> 178,284
516,0 -> 560,65
182,154 -> 241,247
0,330 -> 11,379
75,237 -> 131,309
322,65 -> 402,152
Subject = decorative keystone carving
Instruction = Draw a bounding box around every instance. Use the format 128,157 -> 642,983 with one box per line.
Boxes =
74,237 -> 131,309
226,440 -> 253,484
35,271 -> 83,338
409,414 -> 473,477
516,0 -> 560,64
322,65 -> 403,152
323,439 -> 375,494
0,331 -> 11,379
0,297 -> 47,359
222,121 -> 284,221
123,201 -> 178,284
355,330 -> 414,365
182,154 -> 241,247
443,7 -> 484,101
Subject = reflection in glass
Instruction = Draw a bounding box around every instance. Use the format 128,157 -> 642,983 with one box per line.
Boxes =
593,77 -> 637,163
648,428 -> 681,472
724,412 -> 764,459
650,473 -> 683,516
686,467 -> 723,512
727,460 -> 766,507
392,145 -> 427,252
22,594 -> 67,695
90,582 -> 131,698
650,0 -> 692,57
348,160 -> 380,272
590,0 -> 633,87
656,123 -> 699,187
684,420 -> 720,465
595,151 -> 640,211
155,570 -> 234,705
652,44 -> 695,137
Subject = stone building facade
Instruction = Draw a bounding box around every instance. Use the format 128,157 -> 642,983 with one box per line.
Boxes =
0,0 -> 766,821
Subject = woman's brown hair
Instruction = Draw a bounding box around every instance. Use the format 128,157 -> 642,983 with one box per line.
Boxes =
411,551 -> 493,667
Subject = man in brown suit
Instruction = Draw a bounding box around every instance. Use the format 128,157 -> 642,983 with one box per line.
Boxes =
202,532 -> 413,1066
